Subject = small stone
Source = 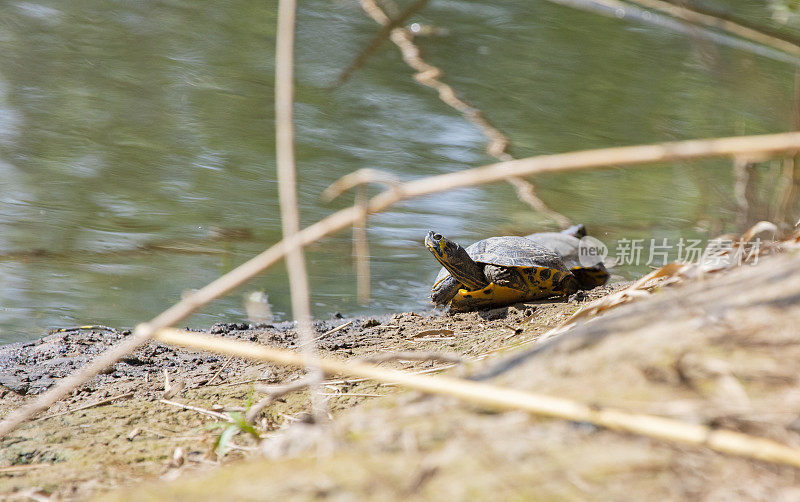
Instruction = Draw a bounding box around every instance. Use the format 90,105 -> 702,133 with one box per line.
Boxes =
787,417 -> 800,433
569,291 -> 588,302
362,318 -> 381,328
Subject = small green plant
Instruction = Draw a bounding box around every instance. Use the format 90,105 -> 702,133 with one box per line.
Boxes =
208,388 -> 262,456
209,412 -> 262,455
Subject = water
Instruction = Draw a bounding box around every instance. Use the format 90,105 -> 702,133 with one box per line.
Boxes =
1,0 -> 798,344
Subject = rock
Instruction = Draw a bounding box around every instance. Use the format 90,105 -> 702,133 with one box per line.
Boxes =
0,375 -> 29,395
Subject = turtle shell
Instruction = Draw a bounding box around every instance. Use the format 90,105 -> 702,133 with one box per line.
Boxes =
525,231 -> 609,289
524,232 -> 581,268
433,236 -> 568,287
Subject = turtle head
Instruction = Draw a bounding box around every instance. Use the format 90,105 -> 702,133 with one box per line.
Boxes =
425,231 -> 486,291
425,231 -> 459,262
562,224 -> 586,239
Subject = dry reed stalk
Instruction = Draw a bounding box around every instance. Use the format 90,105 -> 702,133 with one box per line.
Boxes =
358,0 -> 572,227
777,70 -> 800,226
321,168 -> 400,202
622,0 -> 800,57
2,132 -> 800,440
335,0 -> 429,87
661,0 -> 800,47
151,328 -> 800,469
275,0 -> 325,419
322,169 -> 400,305
354,184 -> 371,304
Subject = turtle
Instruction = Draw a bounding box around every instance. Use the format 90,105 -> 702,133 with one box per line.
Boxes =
425,231 -> 579,312
525,226 -> 609,289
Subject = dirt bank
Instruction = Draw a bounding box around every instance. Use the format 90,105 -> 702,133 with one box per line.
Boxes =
0,284 -> 621,500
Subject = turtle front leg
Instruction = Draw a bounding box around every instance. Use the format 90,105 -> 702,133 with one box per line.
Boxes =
431,274 -> 463,305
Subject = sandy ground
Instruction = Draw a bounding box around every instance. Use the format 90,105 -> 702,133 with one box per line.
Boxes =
0,283 -> 622,500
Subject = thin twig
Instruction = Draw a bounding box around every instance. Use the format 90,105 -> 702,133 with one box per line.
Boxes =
275,0 -> 325,421
359,351 -> 463,364
321,168 -> 400,202
506,177 -> 572,228
354,185 -> 371,304
0,464 -> 51,473
205,356 -> 234,386
321,365 -> 458,386
2,132 -> 800,439
50,325 -> 118,334
36,392 -> 135,421
545,0 -> 799,64
623,0 -> 800,58
335,0 -> 430,87
152,328 -> 800,469
324,392 -> 385,398
299,319 -> 354,348
159,399 -> 231,422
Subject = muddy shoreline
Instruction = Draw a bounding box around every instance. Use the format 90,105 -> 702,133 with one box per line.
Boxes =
0,285 -> 624,500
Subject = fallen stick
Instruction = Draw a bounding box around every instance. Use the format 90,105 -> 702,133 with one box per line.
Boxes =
159,399 -> 231,422
299,320 -> 354,347
3,131 -> 800,440
359,351 -> 463,365
205,356 -> 234,386
151,328 -> 800,469
0,464 -> 51,473
36,392 -> 135,421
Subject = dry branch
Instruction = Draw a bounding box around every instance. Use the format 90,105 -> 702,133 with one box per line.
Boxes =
335,0 -> 430,87
358,0 -> 572,227
205,356 -> 234,386
2,131 -> 800,440
354,185 -> 371,304
159,399 -> 231,422
151,328 -> 800,469
299,320 -> 354,347
359,351 -> 463,364
275,0 -> 325,419
321,168 -> 400,202
623,0 -> 800,58
35,392 -> 135,421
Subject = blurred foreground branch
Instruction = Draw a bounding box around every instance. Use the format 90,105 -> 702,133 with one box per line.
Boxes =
275,0 -> 325,419
152,328 -> 800,469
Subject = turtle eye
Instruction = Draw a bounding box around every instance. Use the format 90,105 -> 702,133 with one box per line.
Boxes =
433,233 -> 442,241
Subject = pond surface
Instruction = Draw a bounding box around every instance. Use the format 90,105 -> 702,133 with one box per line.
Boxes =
1,0 -> 799,344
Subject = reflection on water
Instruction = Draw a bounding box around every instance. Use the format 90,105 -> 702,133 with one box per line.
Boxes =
0,0 -> 798,343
